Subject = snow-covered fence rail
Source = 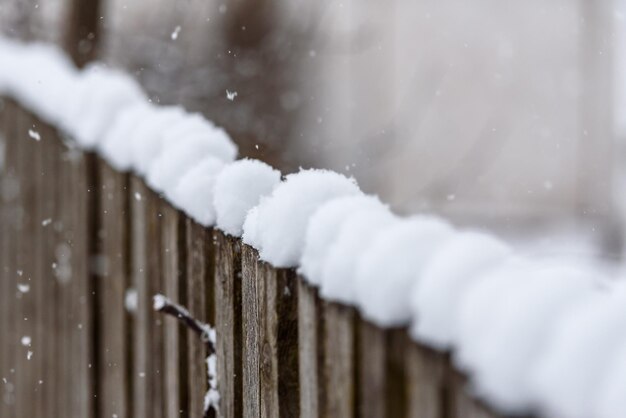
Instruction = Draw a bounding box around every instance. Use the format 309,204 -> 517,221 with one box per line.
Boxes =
0,101 -> 506,418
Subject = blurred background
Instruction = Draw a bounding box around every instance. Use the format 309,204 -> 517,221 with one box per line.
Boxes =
1,0 -> 625,265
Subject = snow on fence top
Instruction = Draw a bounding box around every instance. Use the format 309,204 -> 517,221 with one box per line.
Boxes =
1,37 -> 625,418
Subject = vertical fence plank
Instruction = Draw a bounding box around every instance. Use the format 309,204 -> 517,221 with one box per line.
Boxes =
14,104 -> 39,418
258,263 -> 299,418
241,244 -> 261,418
0,99 -> 19,418
406,344 -> 448,418
35,118 -> 61,418
131,179 -> 165,418
97,160 -> 130,418
186,219 -> 214,417
452,373 -> 501,418
323,301 -> 356,417
162,204 -> 188,418
297,280 -> 323,418
55,140 -> 95,418
358,322 -> 409,417
214,231 -> 243,418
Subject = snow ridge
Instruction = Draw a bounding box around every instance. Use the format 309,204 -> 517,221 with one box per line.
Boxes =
1,37 -> 625,418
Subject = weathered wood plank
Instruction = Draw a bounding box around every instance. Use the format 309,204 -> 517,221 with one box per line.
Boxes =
358,322 -> 409,418
33,117 -> 60,418
97,159 -> 130,418
241,244 -> 261,418
55,140 -> 95,418
323,301 -> 356,417
131,178 -> 165,418
452,372 -> 499,418
258,263 -> 299,418
214,230 -> 243,418
406,344 -> 448,418
186,219 -> 214,417
162,203 -> 188,418
297,280 -> 324,418
0,99 -> 19,418
14,106 -> 41,418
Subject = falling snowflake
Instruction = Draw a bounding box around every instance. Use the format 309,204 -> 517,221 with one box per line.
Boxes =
28,129 -> 41,141
226,90 -> 238,101
171,26 -> 181,40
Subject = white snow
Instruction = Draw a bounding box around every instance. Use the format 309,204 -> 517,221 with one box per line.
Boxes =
593,341 -> 626,418
247,169 -> 361,268
409,231 -> 512,350
129,106 -> 187,175
65,64 -> 147,149
28,129 -> 41,141
453,257 -> 538,371
99,102 -> 154,171
354,216 -> 455,327
241,205 -> 262,248
152,293 -> 168,311
319,207 -> 398,305
299,194 -> 386,285
146,123 -> 237,192
204,354 -> 220,412
213,159 -> 281,237
528,284 -> 626,418
469,265 -> 599,414
168,157 -> 225,226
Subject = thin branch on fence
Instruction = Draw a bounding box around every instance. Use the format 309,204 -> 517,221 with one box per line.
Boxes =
153,294 -> 218,417
153,294 -> 215,351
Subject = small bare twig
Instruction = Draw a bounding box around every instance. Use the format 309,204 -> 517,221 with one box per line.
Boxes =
153,294 -> 218,417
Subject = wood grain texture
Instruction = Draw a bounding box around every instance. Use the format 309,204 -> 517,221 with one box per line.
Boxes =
97,160 -> 130,418
14,104 -> 39,418
241,244 -> 261,418
56,139 -> 95,418
358,322 -> 409,418
0,99 -> 19,418
297,279 -> 324,418
186,219 -> 214,417
323,301 -> 356,418
130,179 -> 165,418
34,116 -> 61,418
406,344 -> 448,418
258,262 -> 299,418
161,203 -> 188,418
214,231 -> 243,418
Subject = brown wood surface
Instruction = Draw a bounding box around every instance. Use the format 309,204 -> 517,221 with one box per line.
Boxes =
56,133 -> 95,418
186,219 -> 214,417
162,203 -> 188,418
258,262 -> 299,418
406,344 -> 448,418
97,160 -> 131,418
130,179 -> 166,418
0,100 -> 19,418
241,244 -> 261,418
323,301 -> 356,418
14,105 -> 39,418
34,115 -> 61,418
297,279 -> 324,418
214,231 -> 243,418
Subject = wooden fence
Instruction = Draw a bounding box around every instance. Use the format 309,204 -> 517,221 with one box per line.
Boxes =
0,100 -> 507,418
